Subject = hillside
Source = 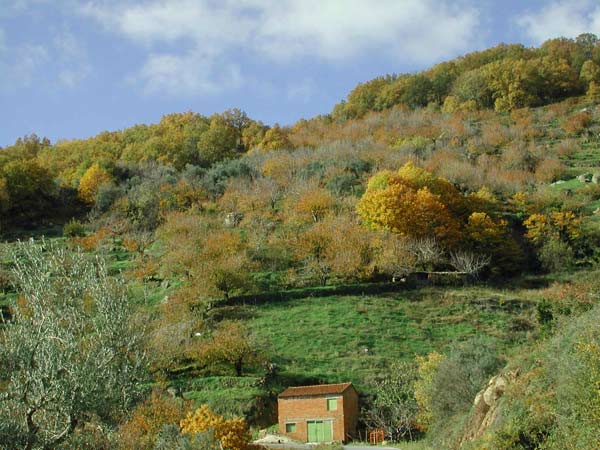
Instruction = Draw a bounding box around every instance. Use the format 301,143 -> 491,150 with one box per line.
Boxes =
1,34 -> 600,450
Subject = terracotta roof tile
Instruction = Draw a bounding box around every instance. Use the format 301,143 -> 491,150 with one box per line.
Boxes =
278,382 -> 354,398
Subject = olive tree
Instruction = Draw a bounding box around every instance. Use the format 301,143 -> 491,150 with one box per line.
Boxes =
0,239 -> 146,450
364,362 -> 419,441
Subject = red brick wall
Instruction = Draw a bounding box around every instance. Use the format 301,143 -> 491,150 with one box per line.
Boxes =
278,390 -> 359,442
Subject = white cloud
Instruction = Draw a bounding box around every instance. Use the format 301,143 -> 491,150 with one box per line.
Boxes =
53,29 -> 92,88
135,50 -> 242,96
0,27 -> 90,91
517,0 -> 600,43
80,0 -> 481,96
0,43 -> 48,89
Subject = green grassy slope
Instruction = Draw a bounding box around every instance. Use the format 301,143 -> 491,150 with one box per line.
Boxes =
237,287 -> 535,387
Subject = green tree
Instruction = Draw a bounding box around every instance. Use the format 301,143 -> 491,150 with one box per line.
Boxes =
196,116 -> 238,166
365,362 -> 419,440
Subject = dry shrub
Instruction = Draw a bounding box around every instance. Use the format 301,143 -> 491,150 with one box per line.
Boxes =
561,111 -> 592,134
554,138 -> 578,158
481,122 -> 510,148
501,142 -> 537,171
535,158 -> 565,183
511,108 -> 543,140
70,227 -> 110,251
548,100 -> 572,117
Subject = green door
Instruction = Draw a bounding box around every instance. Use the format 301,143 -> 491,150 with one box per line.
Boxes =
307,421 -> 333,442
307,421 -> 318,442
322,421 -> 333,442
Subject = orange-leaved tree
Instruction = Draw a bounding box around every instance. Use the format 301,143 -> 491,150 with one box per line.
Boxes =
118,390 -> 191,450
193,321 -> 265,376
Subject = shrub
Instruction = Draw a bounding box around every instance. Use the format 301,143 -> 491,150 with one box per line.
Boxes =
429,337 -> 504,423
180,405 -> 251,450
561,111 -> 592,134
63,218 -> 86,237
154,426 -> 219,450
95,182 -> 123,213
537,238 -> 574,273
118,391 -> 191,450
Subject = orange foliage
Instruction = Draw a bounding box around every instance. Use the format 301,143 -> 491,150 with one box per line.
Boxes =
561,111 -> 592,134
118,390 -> 191,450
293,187 -> 335,222
70,227 -> 110,251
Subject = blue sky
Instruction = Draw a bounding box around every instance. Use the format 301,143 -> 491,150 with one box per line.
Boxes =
1,0 -> 600,147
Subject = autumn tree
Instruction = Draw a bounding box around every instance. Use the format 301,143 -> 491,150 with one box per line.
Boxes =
118,391 -> 191,450
357,165 -> 462,247
196,116 -> 238,166
193,321 -> 265,377
259,124 -> 291,151
78,163 -> 113,204
414,352 -> 445,431
180,405 -> 251,450
0,159 -> 55,223
465,212 -> 522,274
292,186 -> 335,223
365,362 -> 419,440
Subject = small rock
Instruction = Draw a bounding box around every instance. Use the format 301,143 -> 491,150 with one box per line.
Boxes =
577,173 -> 591,183
224,212 -> 243,228
592,173 -> 600,184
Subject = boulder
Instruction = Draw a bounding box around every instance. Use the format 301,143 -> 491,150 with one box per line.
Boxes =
577,173 -> 591,183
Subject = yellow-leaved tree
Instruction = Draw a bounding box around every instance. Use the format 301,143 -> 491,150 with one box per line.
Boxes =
259,124 -> 291,151
78,163 -> 112,205
356,164 -> 463,247
414,352 -> 446,431
180,405 -> 251,450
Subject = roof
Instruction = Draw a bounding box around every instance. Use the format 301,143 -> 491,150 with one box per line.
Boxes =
278,382 -> 355,398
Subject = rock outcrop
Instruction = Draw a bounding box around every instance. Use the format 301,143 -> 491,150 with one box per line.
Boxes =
459,370 -> 519,446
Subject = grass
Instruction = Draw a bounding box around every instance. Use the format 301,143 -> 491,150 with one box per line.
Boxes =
236,286 -> 536,387
176,376 -> 270,422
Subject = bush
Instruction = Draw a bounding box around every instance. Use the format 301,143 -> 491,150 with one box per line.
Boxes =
154,426 -> 219,450
537,238 -> 574,273
180,405 -> 251,450
429,336 -> 504,423
95,182 -> 123,213
63,218 -> 86,237
561,111 -> 592,134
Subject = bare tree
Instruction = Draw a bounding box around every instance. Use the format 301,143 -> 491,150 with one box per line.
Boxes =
0,239 -> 146,449
411,237 -> 445,270
450,251 -> 491,277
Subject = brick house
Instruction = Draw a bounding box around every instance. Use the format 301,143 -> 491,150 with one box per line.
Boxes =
278,382 -> 359,443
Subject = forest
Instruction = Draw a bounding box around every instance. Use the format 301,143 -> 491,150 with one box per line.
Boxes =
1,33 -> 600,450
